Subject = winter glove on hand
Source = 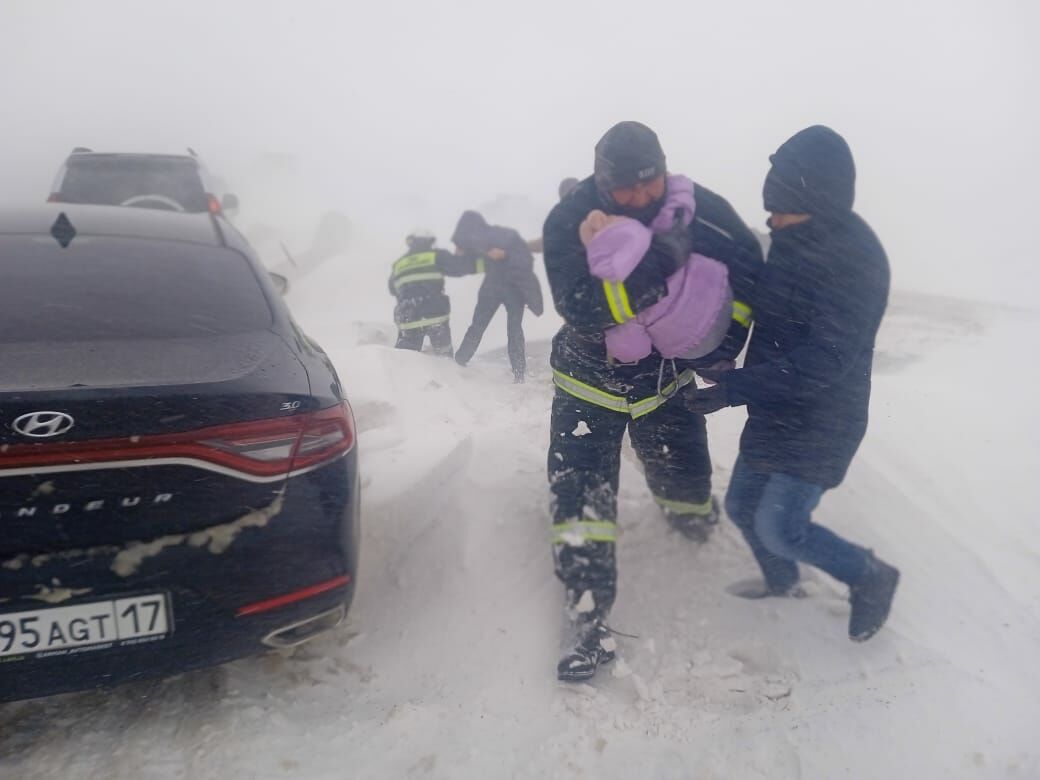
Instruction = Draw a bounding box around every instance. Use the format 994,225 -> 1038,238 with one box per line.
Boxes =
684,383 -> 730,415
649,210 -> 693,275
696,360 -> 736,386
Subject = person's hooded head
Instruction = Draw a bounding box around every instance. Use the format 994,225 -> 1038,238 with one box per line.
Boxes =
451,210 -> 491,254
594,121 -> 667,222
763,125 -> 856,221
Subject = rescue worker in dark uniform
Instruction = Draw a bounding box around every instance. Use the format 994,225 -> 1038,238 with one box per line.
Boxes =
389,228 -> 479,356
543,122 -> 764,681
451,211 -> 543,382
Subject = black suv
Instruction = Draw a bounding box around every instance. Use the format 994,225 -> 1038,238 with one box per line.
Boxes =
0,205 -> 359,702
48,149 -> 238,215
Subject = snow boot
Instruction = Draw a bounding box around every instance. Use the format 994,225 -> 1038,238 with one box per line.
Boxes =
848,553 -> 900,642
557,619 -> 615,682
665,496 -> 720,543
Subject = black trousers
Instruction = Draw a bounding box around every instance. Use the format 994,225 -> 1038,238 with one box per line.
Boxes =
455,285 -> 526,380
547,389 -> 712,616
395,322 -> 453,356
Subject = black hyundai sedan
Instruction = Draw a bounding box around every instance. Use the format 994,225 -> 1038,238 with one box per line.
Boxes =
0,205 -> 359,702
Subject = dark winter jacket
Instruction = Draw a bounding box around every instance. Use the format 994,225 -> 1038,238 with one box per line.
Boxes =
388,247 -> 479,327
542,176 -> 763,415
451,211 -> 544,316
722,127 -> 890,488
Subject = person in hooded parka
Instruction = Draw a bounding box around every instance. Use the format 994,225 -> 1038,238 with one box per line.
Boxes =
686,126 -> 899,642
450,211 -> 543,382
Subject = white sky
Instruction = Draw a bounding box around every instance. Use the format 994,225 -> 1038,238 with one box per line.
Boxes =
1,0 -> 1037,303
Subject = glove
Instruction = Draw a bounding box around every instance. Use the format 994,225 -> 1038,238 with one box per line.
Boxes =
696,359 -> 736,386
649,210 -> 693,275
684,383 -> 730,415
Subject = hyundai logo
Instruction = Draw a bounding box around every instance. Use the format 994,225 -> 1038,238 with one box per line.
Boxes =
12,411 -> 75,438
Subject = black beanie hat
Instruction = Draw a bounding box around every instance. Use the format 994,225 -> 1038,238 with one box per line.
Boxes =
762,125 -> 856,216
594,121 -> 666,191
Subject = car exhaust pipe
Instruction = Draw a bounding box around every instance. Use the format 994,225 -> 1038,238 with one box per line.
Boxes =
260,605 -> 345,649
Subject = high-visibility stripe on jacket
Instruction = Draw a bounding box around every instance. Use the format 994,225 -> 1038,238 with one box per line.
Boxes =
392,251 -> 444,291
551,367 -> 696,420
732,299 -> 753,328
602,280 -> 636,324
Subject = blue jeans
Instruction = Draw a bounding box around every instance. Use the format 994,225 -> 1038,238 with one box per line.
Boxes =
724,456 -> 870,588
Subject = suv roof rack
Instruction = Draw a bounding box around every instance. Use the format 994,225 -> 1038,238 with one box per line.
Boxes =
71,146 -> 93,154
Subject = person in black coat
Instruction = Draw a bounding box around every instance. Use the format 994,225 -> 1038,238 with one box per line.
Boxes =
388,229 -> 481,356
687,125 -> 900,642
543,121 -> 764,681
451,211 -> 543,382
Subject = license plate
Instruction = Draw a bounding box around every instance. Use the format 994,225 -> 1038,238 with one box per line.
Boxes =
0,594 -> 171,659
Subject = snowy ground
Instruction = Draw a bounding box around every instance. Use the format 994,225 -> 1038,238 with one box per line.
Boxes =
2,240 -> 1039,779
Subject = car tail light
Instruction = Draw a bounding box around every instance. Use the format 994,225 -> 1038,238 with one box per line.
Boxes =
0,403 -> 355,480
290,404 -> 357,471
207,194 -> 222,215
198,403 -> 355,475
47,193 -> 62,203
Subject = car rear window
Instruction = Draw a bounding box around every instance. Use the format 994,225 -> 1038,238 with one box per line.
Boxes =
58,156 -> 210,213
0,235 -> 272,342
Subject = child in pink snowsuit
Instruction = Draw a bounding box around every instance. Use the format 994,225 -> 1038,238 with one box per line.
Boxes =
581,175 -> 733,364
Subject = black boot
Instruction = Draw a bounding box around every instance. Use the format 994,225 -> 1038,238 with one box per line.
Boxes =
848,553 -> 900,642
664,496 -> 720,543
557,619 -> 615,682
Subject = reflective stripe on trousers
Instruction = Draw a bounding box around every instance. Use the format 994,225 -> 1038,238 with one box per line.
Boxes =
551,519 -> 618,545
398,314 -> 450,330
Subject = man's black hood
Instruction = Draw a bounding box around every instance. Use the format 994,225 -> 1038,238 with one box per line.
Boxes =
762,125 -> 856,217
451,210 -> 491,254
